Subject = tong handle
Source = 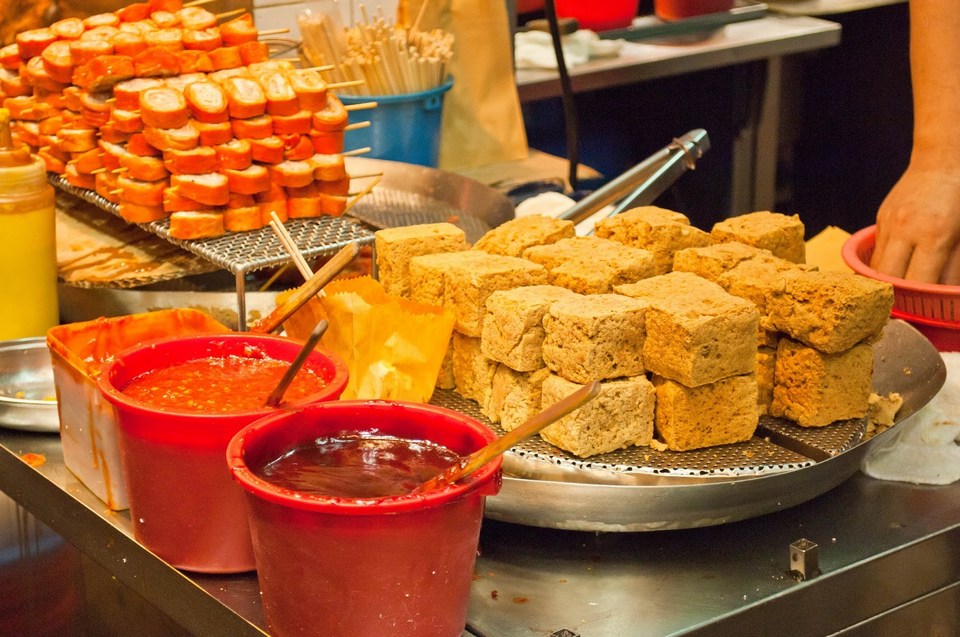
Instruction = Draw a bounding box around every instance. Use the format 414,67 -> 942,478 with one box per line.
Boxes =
557,128 -> 710,225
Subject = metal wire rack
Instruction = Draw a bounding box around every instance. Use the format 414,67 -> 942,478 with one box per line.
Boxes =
431,388 -> 867,482
50,174 -> 375,330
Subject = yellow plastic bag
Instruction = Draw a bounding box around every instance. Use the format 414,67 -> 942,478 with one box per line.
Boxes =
315,276 -> 455,402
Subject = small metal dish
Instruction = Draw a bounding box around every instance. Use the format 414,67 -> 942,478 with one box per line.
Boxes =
0,337 -> 59,433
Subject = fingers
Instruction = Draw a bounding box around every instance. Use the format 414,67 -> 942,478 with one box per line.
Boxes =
940,245 -> 960,284
904,246 -> 951,283
870,225 -> 914,279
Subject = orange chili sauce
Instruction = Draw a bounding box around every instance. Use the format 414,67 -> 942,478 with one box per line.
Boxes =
120,354 -> 327,413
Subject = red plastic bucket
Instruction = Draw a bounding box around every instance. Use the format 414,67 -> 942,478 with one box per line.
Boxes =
654,0 -> 734,21
554,0 -> 639,31
227,400 -> 502,637
97,333 -> 348,573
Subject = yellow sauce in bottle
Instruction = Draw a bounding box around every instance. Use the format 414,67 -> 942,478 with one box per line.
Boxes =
0,108 -> 58,340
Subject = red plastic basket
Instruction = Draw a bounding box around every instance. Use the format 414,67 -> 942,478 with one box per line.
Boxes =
889,308 -> 960,351
842,225 -> 960,321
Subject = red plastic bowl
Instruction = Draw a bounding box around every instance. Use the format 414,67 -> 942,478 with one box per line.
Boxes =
842,225 -> 960,350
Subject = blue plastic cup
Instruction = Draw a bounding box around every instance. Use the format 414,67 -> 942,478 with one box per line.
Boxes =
339,77 -> 454,167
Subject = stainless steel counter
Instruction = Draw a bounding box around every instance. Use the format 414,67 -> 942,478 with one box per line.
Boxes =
2,428 -> 958,636
514,15 -> 840,103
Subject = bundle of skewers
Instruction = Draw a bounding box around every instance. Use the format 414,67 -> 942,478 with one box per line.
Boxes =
0,0 -> 381,240
299,4 -> 453,96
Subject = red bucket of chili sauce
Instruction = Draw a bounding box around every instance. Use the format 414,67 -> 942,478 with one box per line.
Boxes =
97,333 -> 348,573
226,400 -> 502,637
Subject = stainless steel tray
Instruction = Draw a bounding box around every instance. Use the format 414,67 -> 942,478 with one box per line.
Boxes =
434,319 -> 945,531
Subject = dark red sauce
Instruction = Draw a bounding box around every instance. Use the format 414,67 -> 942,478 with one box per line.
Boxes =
121,354 -> 327,413
254,434 -> 461,498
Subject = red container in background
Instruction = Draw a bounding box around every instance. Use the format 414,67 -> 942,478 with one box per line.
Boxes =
227,400 -> 502,637
654,0 -> 734,20
97,333 -> 348,573
554,0 -> 639,31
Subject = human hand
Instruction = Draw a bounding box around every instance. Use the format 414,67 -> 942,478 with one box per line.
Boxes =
871,163 -> 960,284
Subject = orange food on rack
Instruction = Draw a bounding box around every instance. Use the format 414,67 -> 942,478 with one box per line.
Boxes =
168,209 -> 224,238
139,85 -> 189,128
0,0 -> 367,241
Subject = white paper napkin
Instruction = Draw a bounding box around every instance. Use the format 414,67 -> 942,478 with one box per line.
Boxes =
862,352 -> 960,485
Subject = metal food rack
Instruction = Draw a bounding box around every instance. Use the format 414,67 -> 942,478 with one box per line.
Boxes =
432,388 -> 865,482
51,173 -> 375,331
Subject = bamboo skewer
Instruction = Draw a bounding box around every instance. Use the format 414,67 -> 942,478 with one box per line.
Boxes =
250,243 -> 360,335
257,28 -> 290,37
268,213 -> 313,280
344,101 -> 378,111
215,8 -> 246,21
298,3 -> 453,97
258,262 -> 292,292
327,80 -> 366,90
342,146 -> 372,157
344,174 -> 382,212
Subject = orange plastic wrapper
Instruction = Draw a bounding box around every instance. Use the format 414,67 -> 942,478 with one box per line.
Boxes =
280,276 -> 454,402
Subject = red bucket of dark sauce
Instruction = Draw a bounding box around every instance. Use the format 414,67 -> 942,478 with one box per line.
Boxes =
227,400 -> 502,637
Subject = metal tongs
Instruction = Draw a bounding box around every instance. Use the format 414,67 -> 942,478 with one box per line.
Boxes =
558,128 -> 710,227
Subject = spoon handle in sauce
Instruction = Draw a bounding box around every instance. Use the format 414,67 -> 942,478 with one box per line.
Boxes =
265,319 -> 329,408
250,242 -> 359,334
435,379 -> 601,487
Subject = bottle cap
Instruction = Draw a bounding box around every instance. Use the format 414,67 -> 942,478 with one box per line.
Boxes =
0,108 -> 32,167
0,108 -> 47,192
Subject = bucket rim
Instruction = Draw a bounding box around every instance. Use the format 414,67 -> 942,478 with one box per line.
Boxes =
338,76 -> 454,104
226,399 -> 502,515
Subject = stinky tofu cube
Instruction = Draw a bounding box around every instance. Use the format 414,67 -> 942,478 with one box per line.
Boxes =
756,345 -> 777,416
540,374 -> 655,458
615,271 -> 759,386
710,211 -> 806,264
770,338 -> 873,427
594,205 -> 711,274
481,285 -> 580,372
653,373 -> 759,451
408,251 -> 487,306
672,241 -> 773,283
374,223 -> 468,298
451,332 -> 498,413
446,252 -> 549,337
542,294 -> 649,384
487,366 -> 551,430
766,269 -> 894,354
472,215 -> 575,257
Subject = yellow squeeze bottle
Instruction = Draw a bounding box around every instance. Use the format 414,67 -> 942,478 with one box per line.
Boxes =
0,107 -> 58,340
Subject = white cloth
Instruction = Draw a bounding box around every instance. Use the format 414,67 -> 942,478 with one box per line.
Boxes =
514,29 -> 624,70
862,352 -> 960,485
514,191 -> 609,236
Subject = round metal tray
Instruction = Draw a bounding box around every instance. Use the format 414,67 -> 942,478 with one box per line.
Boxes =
0,337 -> 59,434
441,320 -> 945,531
